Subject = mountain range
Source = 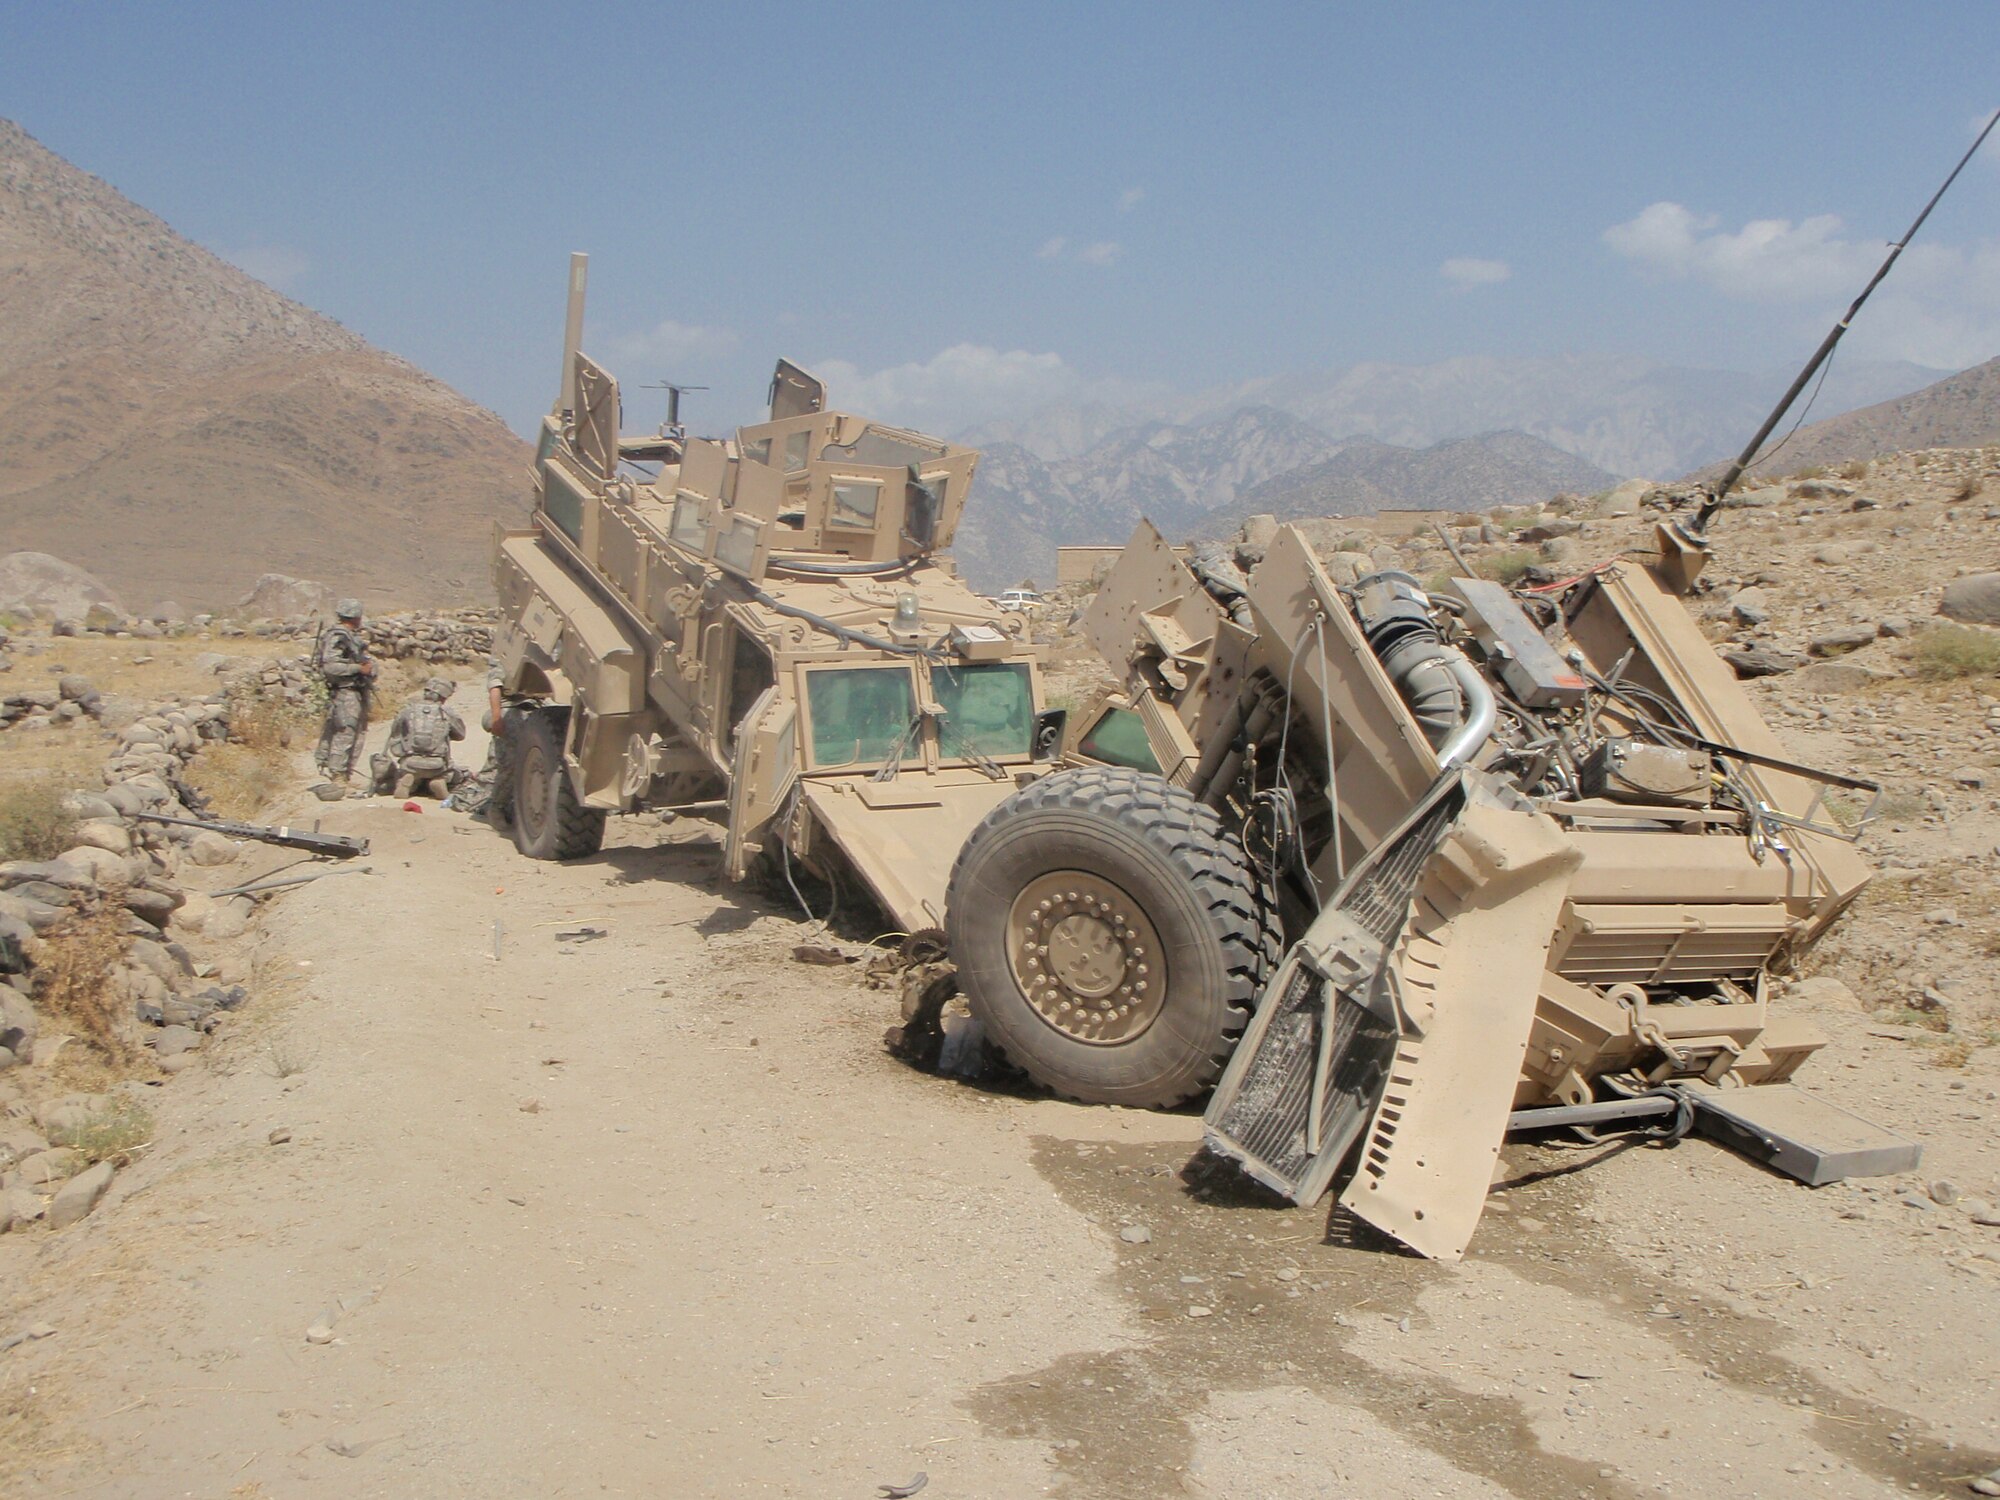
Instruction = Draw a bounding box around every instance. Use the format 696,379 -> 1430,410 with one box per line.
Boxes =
953,411 -> 1615,590
964,354 -> 1949,481
0,117 -> 530,612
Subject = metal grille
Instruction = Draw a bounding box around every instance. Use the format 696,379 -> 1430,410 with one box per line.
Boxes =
1204,775 -> 1466,1202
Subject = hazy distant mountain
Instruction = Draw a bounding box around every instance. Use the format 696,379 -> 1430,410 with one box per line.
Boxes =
1685,356 -> 2000,483
954,406 -> 1340,588
972,354 -> 1949,482
953,412 -> 1613,590
1229,431 -> 1618,528
0,117 -> 530,611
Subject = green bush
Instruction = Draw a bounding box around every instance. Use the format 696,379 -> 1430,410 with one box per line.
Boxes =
0,776 -> 77,862
1911,624 -> 2000,681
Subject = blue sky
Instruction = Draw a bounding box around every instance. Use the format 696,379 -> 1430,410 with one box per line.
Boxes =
5,2 -> 1996,436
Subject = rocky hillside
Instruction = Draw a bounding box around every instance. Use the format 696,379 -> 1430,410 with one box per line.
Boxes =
1690,357 -> 2000,484
0,119 -> 531,613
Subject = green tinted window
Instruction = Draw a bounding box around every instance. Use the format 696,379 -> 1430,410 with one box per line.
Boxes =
1077,707 -> 1160,773
543,471 -> 586,542
933,662 -> 1033,760
804,667 -> 916,768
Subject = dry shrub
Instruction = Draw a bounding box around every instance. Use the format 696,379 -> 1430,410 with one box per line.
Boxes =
1911,624 -> 2000,681
0,775 -> 77,862
1477,549 -> 1540,586
34,899 -> 145,1075
1836,458 -> 1872,481
47,1097 -> 153,1164
186,687 -> 319,818
227,689 -> 313,752
1953,476 -> 1986,504
187,743 -> 287,821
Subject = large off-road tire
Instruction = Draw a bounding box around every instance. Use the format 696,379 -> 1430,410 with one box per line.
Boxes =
945,766 -> 1281,1108
510,710 -> 606,860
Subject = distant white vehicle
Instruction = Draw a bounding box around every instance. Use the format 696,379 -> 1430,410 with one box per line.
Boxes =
995,588 -> 1043,613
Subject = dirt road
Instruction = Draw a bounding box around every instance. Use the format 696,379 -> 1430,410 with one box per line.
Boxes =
4,717 -> 1999,1498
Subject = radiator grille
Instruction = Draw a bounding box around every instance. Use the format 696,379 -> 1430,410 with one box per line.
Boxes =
1203,777 -> 1466,1202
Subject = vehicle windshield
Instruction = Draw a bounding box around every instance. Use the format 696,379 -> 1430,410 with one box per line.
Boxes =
933,661 -> 1033,760
1077,705 -> 1160,773
803,666 -> 917,769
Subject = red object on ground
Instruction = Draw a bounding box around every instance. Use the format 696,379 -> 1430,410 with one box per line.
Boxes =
402,800 -> 424,813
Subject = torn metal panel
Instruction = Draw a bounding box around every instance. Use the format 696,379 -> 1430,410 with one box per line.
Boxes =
1337,778 -> 1582,1260
1683,1081 -> 1922,1185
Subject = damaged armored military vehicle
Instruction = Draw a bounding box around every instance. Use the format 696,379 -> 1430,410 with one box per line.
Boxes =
488,256 -> 1058,932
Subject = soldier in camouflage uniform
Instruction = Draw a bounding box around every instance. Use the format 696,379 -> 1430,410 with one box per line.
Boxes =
451,657 -> 511,818
314,599 -> 376,784
369,677 -> 467,796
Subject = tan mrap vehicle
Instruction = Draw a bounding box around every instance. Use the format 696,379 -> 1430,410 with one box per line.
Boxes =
935,521 -> 1919,1257
488,256 -> 1060,930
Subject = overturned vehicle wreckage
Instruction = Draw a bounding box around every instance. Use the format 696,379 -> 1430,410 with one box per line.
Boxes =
939,520 -> 1917,1258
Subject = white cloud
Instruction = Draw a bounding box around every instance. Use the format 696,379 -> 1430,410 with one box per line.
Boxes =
1605,200 -> 2000,367
225,244 -> 309,290
813,345 -> 1077,432
1440,256 -> 1510,291
1035,235 -> 1067,261
1076,240 -> 1123,267
1117,186 -> 1145,213
1603,202 -> 1879,301
605,318 -> 739,368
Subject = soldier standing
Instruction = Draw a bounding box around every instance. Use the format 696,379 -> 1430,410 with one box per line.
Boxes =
452,657 -> 510,817
314,598 -> 376,784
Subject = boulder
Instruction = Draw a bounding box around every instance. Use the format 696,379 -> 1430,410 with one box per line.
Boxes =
1724,485 -> 1785,510
0,552 -> 121,623
72,821 -> 133,856
47,1160 -> 113,1229
1789,975 -> 1862,1009
203,896 -> 255,941
53,846 -> 123,887
1729,587 -> 1771,626
12,1146 -> 79,1189
0,1186 -> 46,1232
1723,646 -> 1805,678
185,831 -> 238,867
121,885 -> 185,929
1240,513 -> 1280,548
1596,479 -> 1650,517
1808,624 -> 1878,657
1939,572 -> 2000,626
235,574 -> 336,620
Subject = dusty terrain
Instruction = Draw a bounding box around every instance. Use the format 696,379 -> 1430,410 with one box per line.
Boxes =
3,447 -> 2000,1497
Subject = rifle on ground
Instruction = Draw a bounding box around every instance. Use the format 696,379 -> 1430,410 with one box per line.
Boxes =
132,811 -> 370,859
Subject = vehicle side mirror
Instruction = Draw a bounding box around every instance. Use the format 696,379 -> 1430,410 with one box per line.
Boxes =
1032,708 -> 1067,761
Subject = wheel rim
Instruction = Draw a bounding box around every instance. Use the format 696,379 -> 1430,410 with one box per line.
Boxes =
518,740 -> 553,842
1006,871 -> 1168,1045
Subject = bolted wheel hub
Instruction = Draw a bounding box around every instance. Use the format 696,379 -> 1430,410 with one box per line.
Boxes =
1006,872 -> 1168,1045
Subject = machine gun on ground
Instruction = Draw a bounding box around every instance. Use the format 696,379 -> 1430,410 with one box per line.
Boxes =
133,811 -> 370,859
